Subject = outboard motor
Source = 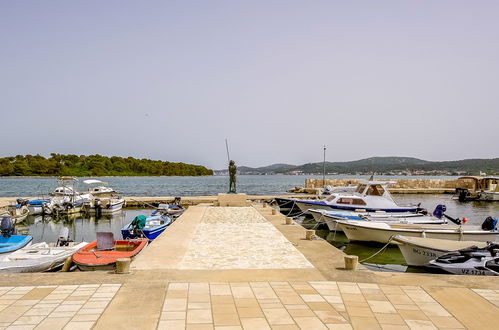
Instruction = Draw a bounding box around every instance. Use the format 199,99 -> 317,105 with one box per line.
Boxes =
456,188 -> 469,202
1,217 -> 17,237
323,185 -> 333,195
482,217 -> 498,231
94,198 -> 102,217
174,196 -> 181,205
432,205 -> 447,219
56,227 -> 72,246
16,198 -> 29,207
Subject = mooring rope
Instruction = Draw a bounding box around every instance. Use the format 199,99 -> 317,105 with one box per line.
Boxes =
358,236 -> 395,263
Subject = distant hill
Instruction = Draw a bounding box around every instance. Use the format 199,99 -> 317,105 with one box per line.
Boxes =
215,157 -> 499,175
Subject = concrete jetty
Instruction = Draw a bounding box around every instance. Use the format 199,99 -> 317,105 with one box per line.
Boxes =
0,195 -> 497,329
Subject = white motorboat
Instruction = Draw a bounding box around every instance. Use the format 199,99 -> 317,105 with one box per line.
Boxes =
0,242 -> 88,273
392,235 -> 488,266
310,207 -> 447,232
338,219 -> 499,244
83,179 -> 117,197
294,180 -> 419,214
82,196 -> 125,214
44,177 -> 93,215
427,244 -> 499,276
0,204 -> 30,222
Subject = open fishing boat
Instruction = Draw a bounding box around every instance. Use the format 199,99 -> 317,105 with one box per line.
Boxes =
73,233 -> 147,271
0,235 -> 33,254
309,205 -> 447,232
82,197 -> 125,214
392,235 -> 488,266
338,219 -> 499,244
0,242 -> 87,273
294,180 -> 420,214
121,214 -> 173,240
0,204 -> 30,223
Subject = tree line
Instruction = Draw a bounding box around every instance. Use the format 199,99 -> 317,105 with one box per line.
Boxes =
0,154 -> 213,177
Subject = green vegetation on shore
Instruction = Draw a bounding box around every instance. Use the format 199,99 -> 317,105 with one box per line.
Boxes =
0,154 -> 213,177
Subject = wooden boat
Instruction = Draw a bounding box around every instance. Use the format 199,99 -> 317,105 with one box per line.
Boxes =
0,242 -> 87,273
121,214 -> 173,240
73,233 -> 147,271
392,235 -> 488,266
338,220 -> 499,244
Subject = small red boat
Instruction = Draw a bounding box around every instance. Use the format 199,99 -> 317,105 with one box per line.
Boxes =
73,232 -> 148,271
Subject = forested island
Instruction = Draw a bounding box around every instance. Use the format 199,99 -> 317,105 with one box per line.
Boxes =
0,154 -> 213,177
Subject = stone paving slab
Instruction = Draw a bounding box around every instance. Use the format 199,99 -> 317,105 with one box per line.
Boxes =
156,281 -> 499,329
179,207 -> 313,270
0,284 -> 120,330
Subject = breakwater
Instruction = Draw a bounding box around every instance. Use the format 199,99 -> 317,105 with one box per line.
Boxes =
296,178 -> 467,194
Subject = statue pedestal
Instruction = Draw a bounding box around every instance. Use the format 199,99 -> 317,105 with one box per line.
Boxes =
217,193 -> 250,207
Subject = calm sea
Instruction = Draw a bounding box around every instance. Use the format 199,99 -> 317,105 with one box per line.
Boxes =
0,174 -> 459,197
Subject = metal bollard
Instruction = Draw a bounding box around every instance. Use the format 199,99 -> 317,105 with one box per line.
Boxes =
285,217 -> 293,225
305,230 -> 315,240
115,258 -> 131,274
344,255 -> 358,270
272,209 -> 277,215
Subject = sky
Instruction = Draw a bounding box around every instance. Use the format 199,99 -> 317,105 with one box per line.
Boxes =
1,1 -> 498,170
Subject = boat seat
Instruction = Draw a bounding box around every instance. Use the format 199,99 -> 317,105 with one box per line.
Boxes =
96,232 -> 115,250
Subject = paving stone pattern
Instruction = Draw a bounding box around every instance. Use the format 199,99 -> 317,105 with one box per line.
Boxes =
471,288 -> 499,307
158,281 -> 486,329
179,207 -> 313,270
0,284 -> 120,330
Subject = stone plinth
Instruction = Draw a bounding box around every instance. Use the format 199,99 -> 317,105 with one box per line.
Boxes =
217,193 -> 250,207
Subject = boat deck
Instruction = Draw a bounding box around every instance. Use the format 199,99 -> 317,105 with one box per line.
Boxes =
0,202 -> 497,329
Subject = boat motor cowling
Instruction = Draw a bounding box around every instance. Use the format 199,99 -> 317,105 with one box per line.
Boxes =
1,217 -> 17,237
482,217 -> 498,231
57,227 -> 73,246
432,205 -> 447,219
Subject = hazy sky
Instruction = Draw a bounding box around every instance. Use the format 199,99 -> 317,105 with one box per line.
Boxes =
1,1 -> 498,169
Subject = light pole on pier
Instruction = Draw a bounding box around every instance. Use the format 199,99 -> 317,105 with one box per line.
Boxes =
323,145 -> 326,187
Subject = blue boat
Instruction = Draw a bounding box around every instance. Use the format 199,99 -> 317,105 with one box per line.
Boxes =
121,214 -> 173,240
0,235 -> 33,254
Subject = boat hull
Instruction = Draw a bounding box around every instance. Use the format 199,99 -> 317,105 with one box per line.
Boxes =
0,242 -> 87,273
295,200 -> 417,214
73,239 -> 148,271
338,221 -> 499,244
0,236 -> 33,254
392,236 -> 488,266
121,215 -> 172,240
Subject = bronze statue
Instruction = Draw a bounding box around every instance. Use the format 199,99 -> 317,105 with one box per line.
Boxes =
228,160 -> 237,193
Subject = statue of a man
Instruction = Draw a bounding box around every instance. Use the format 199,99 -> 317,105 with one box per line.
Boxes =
228,160 -> 237,193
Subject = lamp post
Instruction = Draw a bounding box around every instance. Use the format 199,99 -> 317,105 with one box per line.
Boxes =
323,145 -> 326,187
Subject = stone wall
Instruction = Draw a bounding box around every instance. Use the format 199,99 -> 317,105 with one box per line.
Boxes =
305,178 -> 474,190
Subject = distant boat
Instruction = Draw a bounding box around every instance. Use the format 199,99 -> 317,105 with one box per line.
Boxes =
73,232 -> 148,271
0,204 -> 30,222
454,176 -> 499,202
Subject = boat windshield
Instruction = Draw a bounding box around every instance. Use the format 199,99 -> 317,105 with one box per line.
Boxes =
356,184 -> 367,193
366,184 -> 385,196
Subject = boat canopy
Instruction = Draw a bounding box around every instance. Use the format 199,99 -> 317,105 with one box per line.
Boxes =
83,179 -> 106,185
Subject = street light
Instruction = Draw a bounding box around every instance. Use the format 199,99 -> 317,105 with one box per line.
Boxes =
323,145 -> 326,187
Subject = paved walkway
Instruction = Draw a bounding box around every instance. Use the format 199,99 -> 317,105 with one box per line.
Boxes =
0,284 -> 120,330
157,280 -> 498,329
0,204 -> 498,329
